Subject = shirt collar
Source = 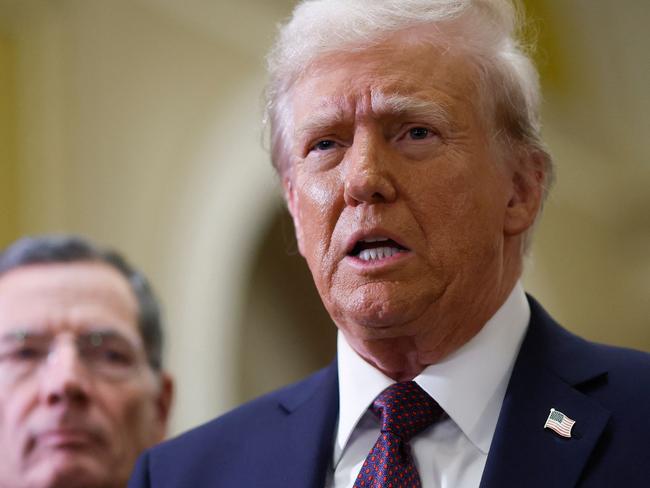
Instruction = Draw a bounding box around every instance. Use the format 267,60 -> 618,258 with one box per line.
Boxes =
335,282 -> 530,461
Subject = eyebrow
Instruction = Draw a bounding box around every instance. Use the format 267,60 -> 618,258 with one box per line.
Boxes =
295,98 -> 349,138
370,91 -> 452,126
295,92 -> 452,138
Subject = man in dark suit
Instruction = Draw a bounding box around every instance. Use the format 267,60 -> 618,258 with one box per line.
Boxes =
130,0 -> 650,486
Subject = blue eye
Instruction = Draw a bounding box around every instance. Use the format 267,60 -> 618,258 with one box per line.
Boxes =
313,140 -> 336,151
408,127 -> 430,140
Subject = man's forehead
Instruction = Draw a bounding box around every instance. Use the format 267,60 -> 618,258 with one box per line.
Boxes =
0,262 -> 140,339
291,44 -> 476,124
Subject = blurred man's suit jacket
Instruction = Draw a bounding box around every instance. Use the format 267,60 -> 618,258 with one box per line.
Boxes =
129,297 -> 650,487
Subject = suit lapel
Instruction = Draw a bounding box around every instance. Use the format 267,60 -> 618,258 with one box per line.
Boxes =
480,298 -> 611,488
274,361 -> 339,488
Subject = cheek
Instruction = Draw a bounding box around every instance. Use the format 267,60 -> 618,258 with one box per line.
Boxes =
295,173 -> 342,258
299,172 -> 339,209
413,166 -> 507,250
99,384 -> 159,447
0,383 -> 36,437
122,392 -> 157,434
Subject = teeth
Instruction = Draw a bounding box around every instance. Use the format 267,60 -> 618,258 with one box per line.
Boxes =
360,236 -> 389,243
358,247 -> 402,261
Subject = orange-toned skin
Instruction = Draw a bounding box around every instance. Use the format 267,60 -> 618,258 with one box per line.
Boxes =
285,37 -> 544,381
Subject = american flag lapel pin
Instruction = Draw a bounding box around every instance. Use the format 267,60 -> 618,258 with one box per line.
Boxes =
544,408 -> 576,438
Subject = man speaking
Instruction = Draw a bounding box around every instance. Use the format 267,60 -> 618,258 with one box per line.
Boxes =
130,0 -> 650,486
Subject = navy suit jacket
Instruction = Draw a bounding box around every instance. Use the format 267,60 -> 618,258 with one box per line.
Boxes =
129,297 -> 650,487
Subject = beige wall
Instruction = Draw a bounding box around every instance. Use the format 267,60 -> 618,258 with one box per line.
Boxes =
522,0 -> 650,348
0,0 -> 648,437
0,31 -> 18,245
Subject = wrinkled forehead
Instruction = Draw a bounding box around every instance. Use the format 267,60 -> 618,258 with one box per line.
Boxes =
0,262 -> 141,342
295,89 -> 455,131
287,40 -> 486,141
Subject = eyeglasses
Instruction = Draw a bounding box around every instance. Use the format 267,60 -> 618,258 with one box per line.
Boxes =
0,329 -> 148,382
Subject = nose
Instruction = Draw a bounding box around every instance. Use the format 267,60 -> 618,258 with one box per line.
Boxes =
343,133 -> 397,206
40,342 -> 91,407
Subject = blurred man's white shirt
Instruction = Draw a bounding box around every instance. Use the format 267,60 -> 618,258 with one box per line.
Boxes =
327,282 -> 530,488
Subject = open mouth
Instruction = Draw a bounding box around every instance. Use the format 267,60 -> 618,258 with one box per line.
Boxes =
348,236 -> 409,262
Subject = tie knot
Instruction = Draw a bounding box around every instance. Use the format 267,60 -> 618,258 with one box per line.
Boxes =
371,381 -> 443,441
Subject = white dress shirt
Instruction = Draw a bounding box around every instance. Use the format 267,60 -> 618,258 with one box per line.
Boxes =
325,282 -> 530,488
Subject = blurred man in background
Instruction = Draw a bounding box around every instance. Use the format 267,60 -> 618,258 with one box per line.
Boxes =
130,0 -> 650,486
0,235 -> 172,488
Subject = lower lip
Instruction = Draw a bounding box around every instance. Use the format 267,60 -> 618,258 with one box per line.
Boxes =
38,431 -> 94,448
344,250 -> 413,270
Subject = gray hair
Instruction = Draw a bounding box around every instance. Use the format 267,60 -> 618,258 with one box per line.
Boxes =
0,235 -> 165,371
266,0 -> 554,199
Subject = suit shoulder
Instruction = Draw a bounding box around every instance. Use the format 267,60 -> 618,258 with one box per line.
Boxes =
149,363 -> 335,458
528,296 -> 650,384
525,297 -> 650,411
557,332 -> 650,416
134,363 -> 338,486
591,340 -> 650,367
589,340 -> 650,390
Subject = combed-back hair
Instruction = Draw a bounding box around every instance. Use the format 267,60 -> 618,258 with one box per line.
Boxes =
0,235 -> 164,371
265,0 -> 553,199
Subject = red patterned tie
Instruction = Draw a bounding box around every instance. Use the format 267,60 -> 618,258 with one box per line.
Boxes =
353,381 -> 443,488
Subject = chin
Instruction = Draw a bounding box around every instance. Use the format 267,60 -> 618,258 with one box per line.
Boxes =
31,458 -> 113,488
324,279 -> 445,326
332,285 -> 433,337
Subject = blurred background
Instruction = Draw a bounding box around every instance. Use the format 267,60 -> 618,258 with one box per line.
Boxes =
0,0 -> 648,436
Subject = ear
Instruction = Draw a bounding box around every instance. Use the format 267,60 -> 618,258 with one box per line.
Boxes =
153,371 -> 174,441
503,149 -> 546,237
283,176 -> 306,256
